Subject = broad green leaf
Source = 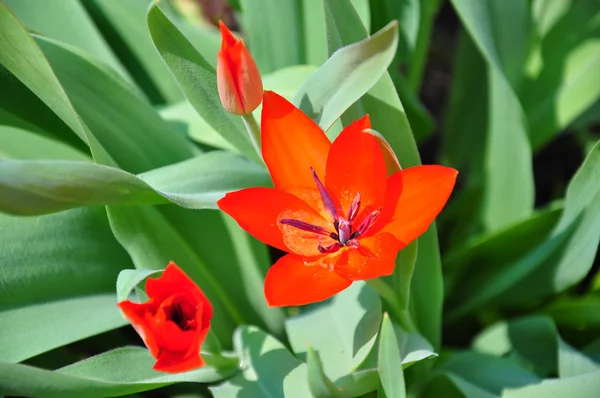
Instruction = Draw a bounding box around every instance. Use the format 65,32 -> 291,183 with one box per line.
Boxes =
307,347 -> 342,398
210,326 -> 312,398
285,282 -> 382,381
0,347 -> 237,398
115,269 -> 162,303
35,34 -> 194,173
434,352 -> 540,396
146,3 -> 260,164
324,0 -> 444,350
473,315 -> 600,380
0,126 -> 90,161
301,0 -> 370,66
334,370 -> 379,397
0,208 -> 129,307
423,373 -> 496,398
84,0 -> 184,104
502,371 -> 600,398
159,101 -> 237,152
532,0 -> 572,37
0,294 -> 126,364
0,151 -> 270,216
4,0 -> 131,83
238,0 -> 303,73
294,21 -> 399,132
451,0 -> 534,232
558,340 -> 600,378
0,1 -> 112,163
523,0 -> 600,150
395,325 -> 437,368
444,203 -> 562,298
378,314 -> 406,398
547,296 -> 600,329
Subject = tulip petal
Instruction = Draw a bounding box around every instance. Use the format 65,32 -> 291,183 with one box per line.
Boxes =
325,115 -> 387,220
218,21 -> 237,49
333,233 -> 403,280
264,253 -> 352,306
218,187 -> 327,252
382,165 -> 458,244
261,91 -> 331,190
117,300 -> 161,358
146,262 -> 207,302
154,351 -> 205,373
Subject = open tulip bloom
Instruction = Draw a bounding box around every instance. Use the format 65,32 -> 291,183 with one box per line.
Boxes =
218,91 -> 458,307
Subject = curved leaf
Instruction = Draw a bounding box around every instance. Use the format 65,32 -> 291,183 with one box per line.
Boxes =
293,21 -> 399,132
0,347 -> 237,398
285,282 -> 382,382
0,151 -> 270,216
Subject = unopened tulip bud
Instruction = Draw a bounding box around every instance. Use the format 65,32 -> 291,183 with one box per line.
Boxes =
217,21 -> 263,115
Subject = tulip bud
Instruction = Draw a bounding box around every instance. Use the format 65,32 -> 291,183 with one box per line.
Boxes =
217,21 -> 263,115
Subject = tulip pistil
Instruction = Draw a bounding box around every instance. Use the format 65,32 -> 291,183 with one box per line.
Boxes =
279,169 -> 382,254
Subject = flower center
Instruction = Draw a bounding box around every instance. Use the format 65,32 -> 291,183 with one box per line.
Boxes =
279,168 -> 381,254
167,301 -> 196,331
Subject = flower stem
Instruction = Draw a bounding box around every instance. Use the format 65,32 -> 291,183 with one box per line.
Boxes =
367,278 -> 417,333
242,112 -> 262,159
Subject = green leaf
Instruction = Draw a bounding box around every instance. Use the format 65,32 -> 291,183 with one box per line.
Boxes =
116,269 -> 162,303
323,0 -> 444,350
433,351 -> 540,396
502,371 -> 600,398
307,346 -> 342,398
35,34 -> 194,173
558,340 -> 600,378
4,0 -> 131,83
451,0 -> 534,232
0,151 -> 270,216
294,21 -> 399,132
0,347 -> 237,398
0,207 -> 129,307
395,325 -> 437,368
84,0 -> 185,104
285,282 -> 382,381
146,3 -> 259,164
0,125 -> 90,161
523,0 -> 600,150
0,294 -> 126,364
210,326 -> 312,398
378,314 -> 406,398
547,296 -> 600,330
238,0 -> 303,73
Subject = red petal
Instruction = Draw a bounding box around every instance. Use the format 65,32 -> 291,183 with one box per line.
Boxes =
217,50 -> 244,115
333,233 -> 403,280
264,254 -> 351,306
325,115 -> 387,220
218,187 -> 327,253
154,351 -> 205,373
117,300 -> 161,358
146,262 -> 207,302
218,21 -> 238,50
261,91 -> 331,190
382,165 -> 457,244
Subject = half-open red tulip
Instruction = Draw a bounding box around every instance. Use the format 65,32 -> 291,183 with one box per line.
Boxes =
218,91 -> 458,307
217,21 -> 263,115
118,262 -> 212,373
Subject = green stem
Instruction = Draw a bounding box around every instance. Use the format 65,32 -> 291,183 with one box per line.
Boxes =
242,112 -> 262,159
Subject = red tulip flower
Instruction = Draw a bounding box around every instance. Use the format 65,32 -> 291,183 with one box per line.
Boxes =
217,21 -> 263,115
218,91 -> 457,307
118,262 -> 213,373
